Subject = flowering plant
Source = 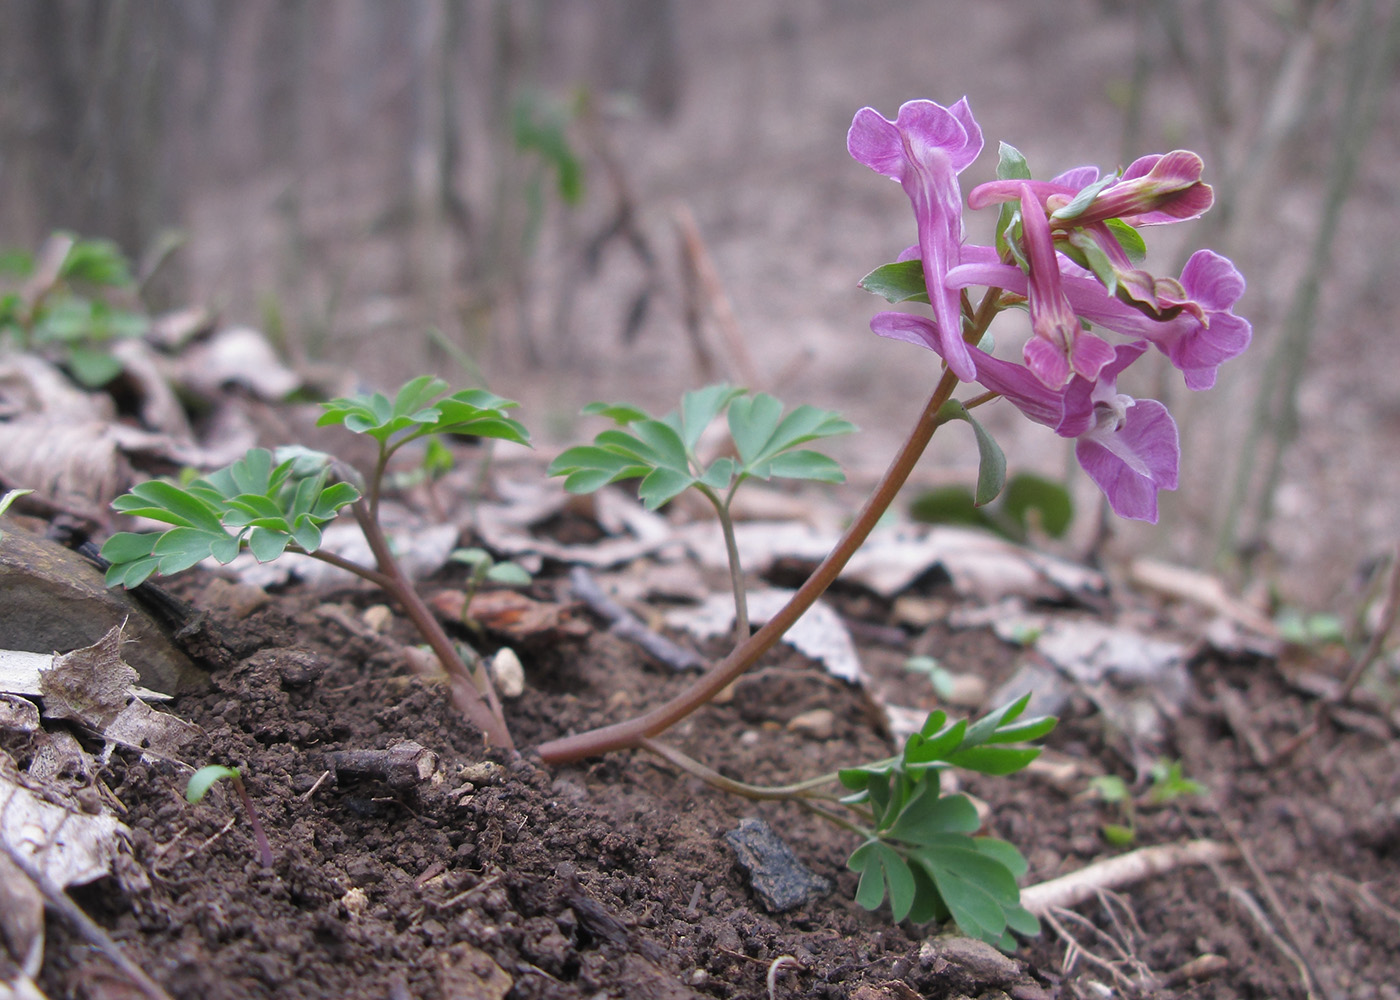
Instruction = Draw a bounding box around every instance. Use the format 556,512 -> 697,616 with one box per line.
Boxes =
851,98 -> 1248,522
102,97 -> 1248,945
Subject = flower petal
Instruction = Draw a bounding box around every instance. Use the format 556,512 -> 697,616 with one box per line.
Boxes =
1075,398 -> 1179,522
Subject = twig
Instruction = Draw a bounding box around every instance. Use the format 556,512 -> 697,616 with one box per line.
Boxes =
569,567 -> 704,672
0,840 -> 175,1000
1020,840 -> 1236,915
673,203 -> 764,390
1220,816 -> 1337,1000
1041,907 -> 1139,992
1229,887 -> 1317,1000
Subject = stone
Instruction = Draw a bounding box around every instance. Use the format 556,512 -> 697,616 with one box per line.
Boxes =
0,524 -> 206,694
723,816 -> 831,912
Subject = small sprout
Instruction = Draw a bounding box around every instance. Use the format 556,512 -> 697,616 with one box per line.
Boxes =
903,655 -> 956,700
449,547 -> 533,629
101,377 -> 531,750
186,765 -> 275,869
0,489 -> 33,540
1091,759 -> 1204,845
1145,758 -> 1206,806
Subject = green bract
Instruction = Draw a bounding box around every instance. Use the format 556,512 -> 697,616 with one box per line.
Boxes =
547,384 -> 856,510
839,695 -> 1055,947
317,375 -> 529,451
101,447 -> 361,588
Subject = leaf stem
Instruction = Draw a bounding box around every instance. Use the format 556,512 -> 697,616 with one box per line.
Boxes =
351,501 -> 515,750
637,737 -> 841,800
537,368 -> 961,764
228,771 -> 275,869
696,482 -> 750,647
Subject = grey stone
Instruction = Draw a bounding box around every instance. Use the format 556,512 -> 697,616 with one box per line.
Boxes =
723,816 -> 831,913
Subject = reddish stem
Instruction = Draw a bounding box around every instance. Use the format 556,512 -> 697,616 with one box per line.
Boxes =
351,502 -> 515,750
536,369 -> 961,765
229,772 -> 275,869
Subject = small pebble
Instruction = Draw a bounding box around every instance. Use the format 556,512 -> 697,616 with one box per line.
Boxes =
361,604 -> 394,633
491,647 -> 525,698
786,708 -> 836,740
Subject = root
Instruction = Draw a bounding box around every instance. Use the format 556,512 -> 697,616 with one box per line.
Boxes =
1020,839 -> 1235,915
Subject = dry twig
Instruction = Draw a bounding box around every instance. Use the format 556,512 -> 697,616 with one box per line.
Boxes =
1020,839 -> 1236,915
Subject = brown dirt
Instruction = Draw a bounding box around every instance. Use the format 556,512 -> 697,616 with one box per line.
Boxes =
20,550 -> 1400,1000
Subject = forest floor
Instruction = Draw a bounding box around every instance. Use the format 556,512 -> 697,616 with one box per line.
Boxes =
6,447 -> 1399,1000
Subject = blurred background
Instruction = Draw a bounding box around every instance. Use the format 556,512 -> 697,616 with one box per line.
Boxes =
2,0 -> 1397,609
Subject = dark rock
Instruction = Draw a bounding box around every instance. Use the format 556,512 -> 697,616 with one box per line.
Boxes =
723,816 -> 831,913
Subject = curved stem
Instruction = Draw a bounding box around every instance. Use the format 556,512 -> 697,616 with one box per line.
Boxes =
298,546 -> 395,589
696,482 -> 749,646
638,737 -> 842,801
537,369 -> 961,765
351,501 -> 514,750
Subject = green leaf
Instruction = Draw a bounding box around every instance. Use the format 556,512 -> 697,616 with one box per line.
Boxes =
59,237 -> 133,287
113,480 -> 227,533
1102,823 -> 1137,846
936,401 -> 1005,506
0,489 -> 34,539
248,527 -> 292,562
1001,473 -> 1073,539
1104,218 -> 1147,263
763,450 -> 845,483
908,485 -> 999,531
105,556 -> 160,589
637,466 -> 694,510
849,841 -> 917,921
1051,173 -> 1117,221
1067,228 -> 1121,295
910,837 -> 1025,944
486,562 -> 532,586
99,531 -> 159,564
186,764 -> 240,804
581,401 -> 649,424
858,260 -> 931,305
888,787 -> 981,845
65,345 -> 124,387
677,384 -> 742,450
995,142 -> 1033,181
945,745 -> 1041,775
727,393 -> 783,467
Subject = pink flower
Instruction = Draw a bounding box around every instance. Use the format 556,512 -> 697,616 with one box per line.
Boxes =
970,151 -> 1213,228
870,313 -> 1179,521
946,247 -> 1250,391
1018,186 -> 1115,388
848,99 -> 983,380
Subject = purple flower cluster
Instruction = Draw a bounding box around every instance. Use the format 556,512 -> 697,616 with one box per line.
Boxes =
849,99 -> 1250,523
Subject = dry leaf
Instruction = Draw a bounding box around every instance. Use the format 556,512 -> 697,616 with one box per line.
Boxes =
665,588 -> 865,683
0,769 -> 126,889
430,590 -> 589,644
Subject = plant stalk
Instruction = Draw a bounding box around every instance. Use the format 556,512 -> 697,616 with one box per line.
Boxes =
352,501 -> 515,750
537,369 -> 961,764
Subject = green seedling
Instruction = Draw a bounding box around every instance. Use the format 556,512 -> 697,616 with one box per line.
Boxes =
449,546 -> 533,629
0,489 -> 33,541
0,231 -> 148,387
1091,758 -> 1205,845
838,695 -> 1055,947
186,765 -> 275,869
549,384 -> 854,644
903,655 -> 957,701
101,376 -> 530,750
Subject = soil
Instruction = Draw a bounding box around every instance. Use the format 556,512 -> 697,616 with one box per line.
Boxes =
18,536 -> 1400,1000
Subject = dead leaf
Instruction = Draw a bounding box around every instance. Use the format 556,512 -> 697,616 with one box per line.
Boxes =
665,588 -> 864,683
175,325 -> 301,401
0,768 -> 127,889
430,590 -> 589,644
0,850 -> 43,983
33,627 -> 199,757
39,628 -> 138,730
